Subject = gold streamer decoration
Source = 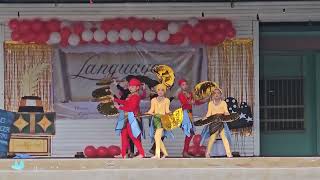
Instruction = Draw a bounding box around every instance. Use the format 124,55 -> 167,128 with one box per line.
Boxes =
153,65 -> 175,88
207,38 -> 253,109
160,108 -> 183,130
193,81 -> 219,101
21,63 -> 49,96
4,42 -> 53,112
206,38 -> 254,136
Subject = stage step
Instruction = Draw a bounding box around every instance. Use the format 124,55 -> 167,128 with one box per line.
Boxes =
0,157 -> 320,180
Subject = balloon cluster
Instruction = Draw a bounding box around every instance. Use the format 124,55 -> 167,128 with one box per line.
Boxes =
188,134 -> 206,157
83,145 -> 121,158
8,17 -> 236,47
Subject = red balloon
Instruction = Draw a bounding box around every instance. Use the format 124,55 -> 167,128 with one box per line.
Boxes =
169,33 -> 185,45
181,24 -> 193,36
9,19 -> 20,31
205,21 -> 219,32
46,19 -> 61,32
127,17 -> 137,30
36,31 -> 49,44
60,39 -> 69,47
21,32 -> 36,43
102,39 -> 109,46
90,39 -> 98,44
199,146 -> 207,157
97,146 -> 109,158
152,20 -> 168,32
226,28 -> 236,38
108,145 -> 121,157
193,134 -> 202,146
128,39 -> 137,45
11,31 -> 20,41
84,146 -> 97,158
218,20 -> 232,30
113,18 -> 126,31
101,19 -> 114,32
201,33 -> 213,45
90,27 -> 97,32
213,30 -> 226,44
193,146 -> 202,157
189,33 -> 201,45
188,145 -> 197,156
73,22 -> 85,35
137,19 -> 151,32
194,23 -> 205,34
19,20 -> 31,33
31,19 -> 45,33
60,27 -> 72,38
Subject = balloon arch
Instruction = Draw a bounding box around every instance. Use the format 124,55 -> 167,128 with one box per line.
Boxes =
8,17 -> 236,47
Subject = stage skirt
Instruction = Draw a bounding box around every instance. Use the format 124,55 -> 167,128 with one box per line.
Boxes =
149,115 -> 174,143
180,110 -> 195,137
200,123 -> 232,146
115,110 -> 142,138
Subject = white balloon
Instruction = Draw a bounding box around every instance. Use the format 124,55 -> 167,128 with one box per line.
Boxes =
168,22 -> 180,34
93,29 -> 106,42
157,30 -> 170,43
132,29 -> 143,41
48,32 -> 61,44
68,33 -> 80,46
144,29 -> 156,42
187,17 -> 199,27
119,28 -> 132,42
60,21 -> 72,28
81,30 -> 94,42
83,22 -> 94,29
107,30 -> 119,43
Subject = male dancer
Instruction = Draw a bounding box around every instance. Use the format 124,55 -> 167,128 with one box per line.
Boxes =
113,79 -> 146,157
177,79 -> 202,157
112,78 -> 145,158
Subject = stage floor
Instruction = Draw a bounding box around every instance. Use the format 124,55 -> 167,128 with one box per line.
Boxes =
1,157 -> 320,180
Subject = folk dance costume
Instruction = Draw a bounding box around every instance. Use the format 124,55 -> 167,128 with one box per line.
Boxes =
200,88 -> 233,158
115,81 -> 146,157
147,84 -> 173,158
177,79 -> 198,157
114,78 -> 145,158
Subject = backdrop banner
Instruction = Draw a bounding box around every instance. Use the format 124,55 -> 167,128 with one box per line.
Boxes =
53,45 -> 207,119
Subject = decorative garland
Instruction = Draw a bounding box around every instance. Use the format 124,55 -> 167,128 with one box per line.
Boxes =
8,17 -> 236,47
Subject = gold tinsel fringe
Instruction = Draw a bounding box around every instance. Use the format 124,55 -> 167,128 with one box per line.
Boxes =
4,41 -> 53,112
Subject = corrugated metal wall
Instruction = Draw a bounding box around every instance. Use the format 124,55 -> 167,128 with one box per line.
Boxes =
3,1 -> 320,157
0,2 -> 256,157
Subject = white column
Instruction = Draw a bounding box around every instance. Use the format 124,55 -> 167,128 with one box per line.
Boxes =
0,22 -> 5,109
252,20 -> 260,156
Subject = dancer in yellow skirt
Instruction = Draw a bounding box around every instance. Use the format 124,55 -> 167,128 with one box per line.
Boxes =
146,83 -> 171,159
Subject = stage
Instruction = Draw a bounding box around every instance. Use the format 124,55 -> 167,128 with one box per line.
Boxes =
0,157 -> 320,180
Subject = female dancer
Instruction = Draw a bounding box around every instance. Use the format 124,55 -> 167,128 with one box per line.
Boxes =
202,88 -> 232,158
146,83 -> 172,159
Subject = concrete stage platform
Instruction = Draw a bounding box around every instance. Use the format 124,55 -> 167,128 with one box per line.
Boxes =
1,157 -> 320,180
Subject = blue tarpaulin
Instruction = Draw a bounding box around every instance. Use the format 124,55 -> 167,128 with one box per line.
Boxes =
0,109 -> 14,158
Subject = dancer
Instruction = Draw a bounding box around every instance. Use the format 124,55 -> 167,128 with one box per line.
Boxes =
146,83 -> 172,159
201,88 -> 232,158
177,79 -> 203,157
113,79 -> 146,158
112,78 -> 145,158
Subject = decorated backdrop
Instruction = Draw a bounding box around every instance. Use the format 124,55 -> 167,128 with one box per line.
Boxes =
52,44 -> 207,119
